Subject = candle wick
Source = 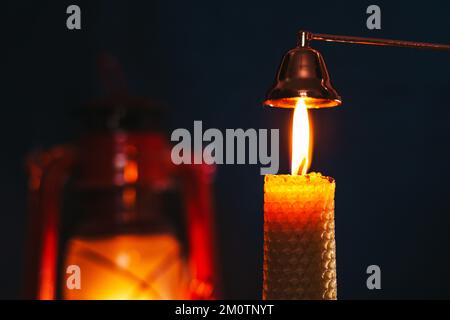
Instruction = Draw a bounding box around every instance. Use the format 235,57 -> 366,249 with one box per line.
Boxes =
294,158 -> 306,176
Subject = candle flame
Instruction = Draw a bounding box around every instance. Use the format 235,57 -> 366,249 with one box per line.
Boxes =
291,98 -> 312,175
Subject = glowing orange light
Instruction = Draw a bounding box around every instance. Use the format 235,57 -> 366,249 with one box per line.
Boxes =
291,98 -> 312,175
124,160 -> 138,183
63,235 -> 190,300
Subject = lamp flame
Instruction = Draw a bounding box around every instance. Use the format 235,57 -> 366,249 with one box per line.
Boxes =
291,98 -> 312,175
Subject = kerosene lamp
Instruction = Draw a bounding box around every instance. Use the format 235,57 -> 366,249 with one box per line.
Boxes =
23,55 -> 218,300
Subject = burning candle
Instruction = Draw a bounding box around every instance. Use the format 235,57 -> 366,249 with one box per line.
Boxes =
263,99 -> 337,300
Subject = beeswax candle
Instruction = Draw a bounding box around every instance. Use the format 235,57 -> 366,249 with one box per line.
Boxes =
263,173 -> 336,299
263,99 -> 337,300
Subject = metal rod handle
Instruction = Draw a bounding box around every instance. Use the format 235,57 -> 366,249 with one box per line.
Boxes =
298,31 -> 450,51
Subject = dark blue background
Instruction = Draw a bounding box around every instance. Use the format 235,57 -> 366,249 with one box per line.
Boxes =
3,0 -> 450,299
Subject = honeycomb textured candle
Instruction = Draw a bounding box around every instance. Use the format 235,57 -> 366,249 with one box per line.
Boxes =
263,173 -> 337,300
